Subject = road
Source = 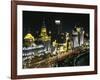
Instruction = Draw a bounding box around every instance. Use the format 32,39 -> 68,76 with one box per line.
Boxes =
25,47 -> 87,68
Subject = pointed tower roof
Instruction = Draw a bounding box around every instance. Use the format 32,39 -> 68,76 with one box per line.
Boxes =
24,33 -> 35,41
42,18 -> 46,28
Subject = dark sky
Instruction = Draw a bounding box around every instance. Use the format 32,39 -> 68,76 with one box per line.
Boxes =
23,11 -> 89,37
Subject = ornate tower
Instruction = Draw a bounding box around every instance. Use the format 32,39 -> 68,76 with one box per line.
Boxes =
40,20 -> 48,37
40,20 -> 51,41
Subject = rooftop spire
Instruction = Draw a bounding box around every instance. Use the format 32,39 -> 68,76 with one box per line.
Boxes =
42,18 -> 46,27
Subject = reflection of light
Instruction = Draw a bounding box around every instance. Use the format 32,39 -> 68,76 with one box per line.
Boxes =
55,20 -> 61,24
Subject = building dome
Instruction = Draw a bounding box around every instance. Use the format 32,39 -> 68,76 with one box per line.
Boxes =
24,33 -> 35,41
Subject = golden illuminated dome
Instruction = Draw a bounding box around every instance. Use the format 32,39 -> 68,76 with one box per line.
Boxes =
24,33 -> 35,41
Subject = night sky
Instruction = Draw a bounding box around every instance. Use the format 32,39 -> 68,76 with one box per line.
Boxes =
23,11 -> 89,38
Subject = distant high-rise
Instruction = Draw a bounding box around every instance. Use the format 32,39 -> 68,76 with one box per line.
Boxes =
80,30 -> 85,45
72,26 -> 85,47
55,20 -> 62,34
72,30 -> 79,47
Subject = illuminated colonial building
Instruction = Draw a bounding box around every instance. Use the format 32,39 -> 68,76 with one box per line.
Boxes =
24,33 -> 35,47
65,32 -> 73,50
24,33 -> 35,42
39,20 -> 51,42
39,20 -> 51,52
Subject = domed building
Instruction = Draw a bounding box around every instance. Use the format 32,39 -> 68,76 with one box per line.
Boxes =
24,33 -> 35,47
